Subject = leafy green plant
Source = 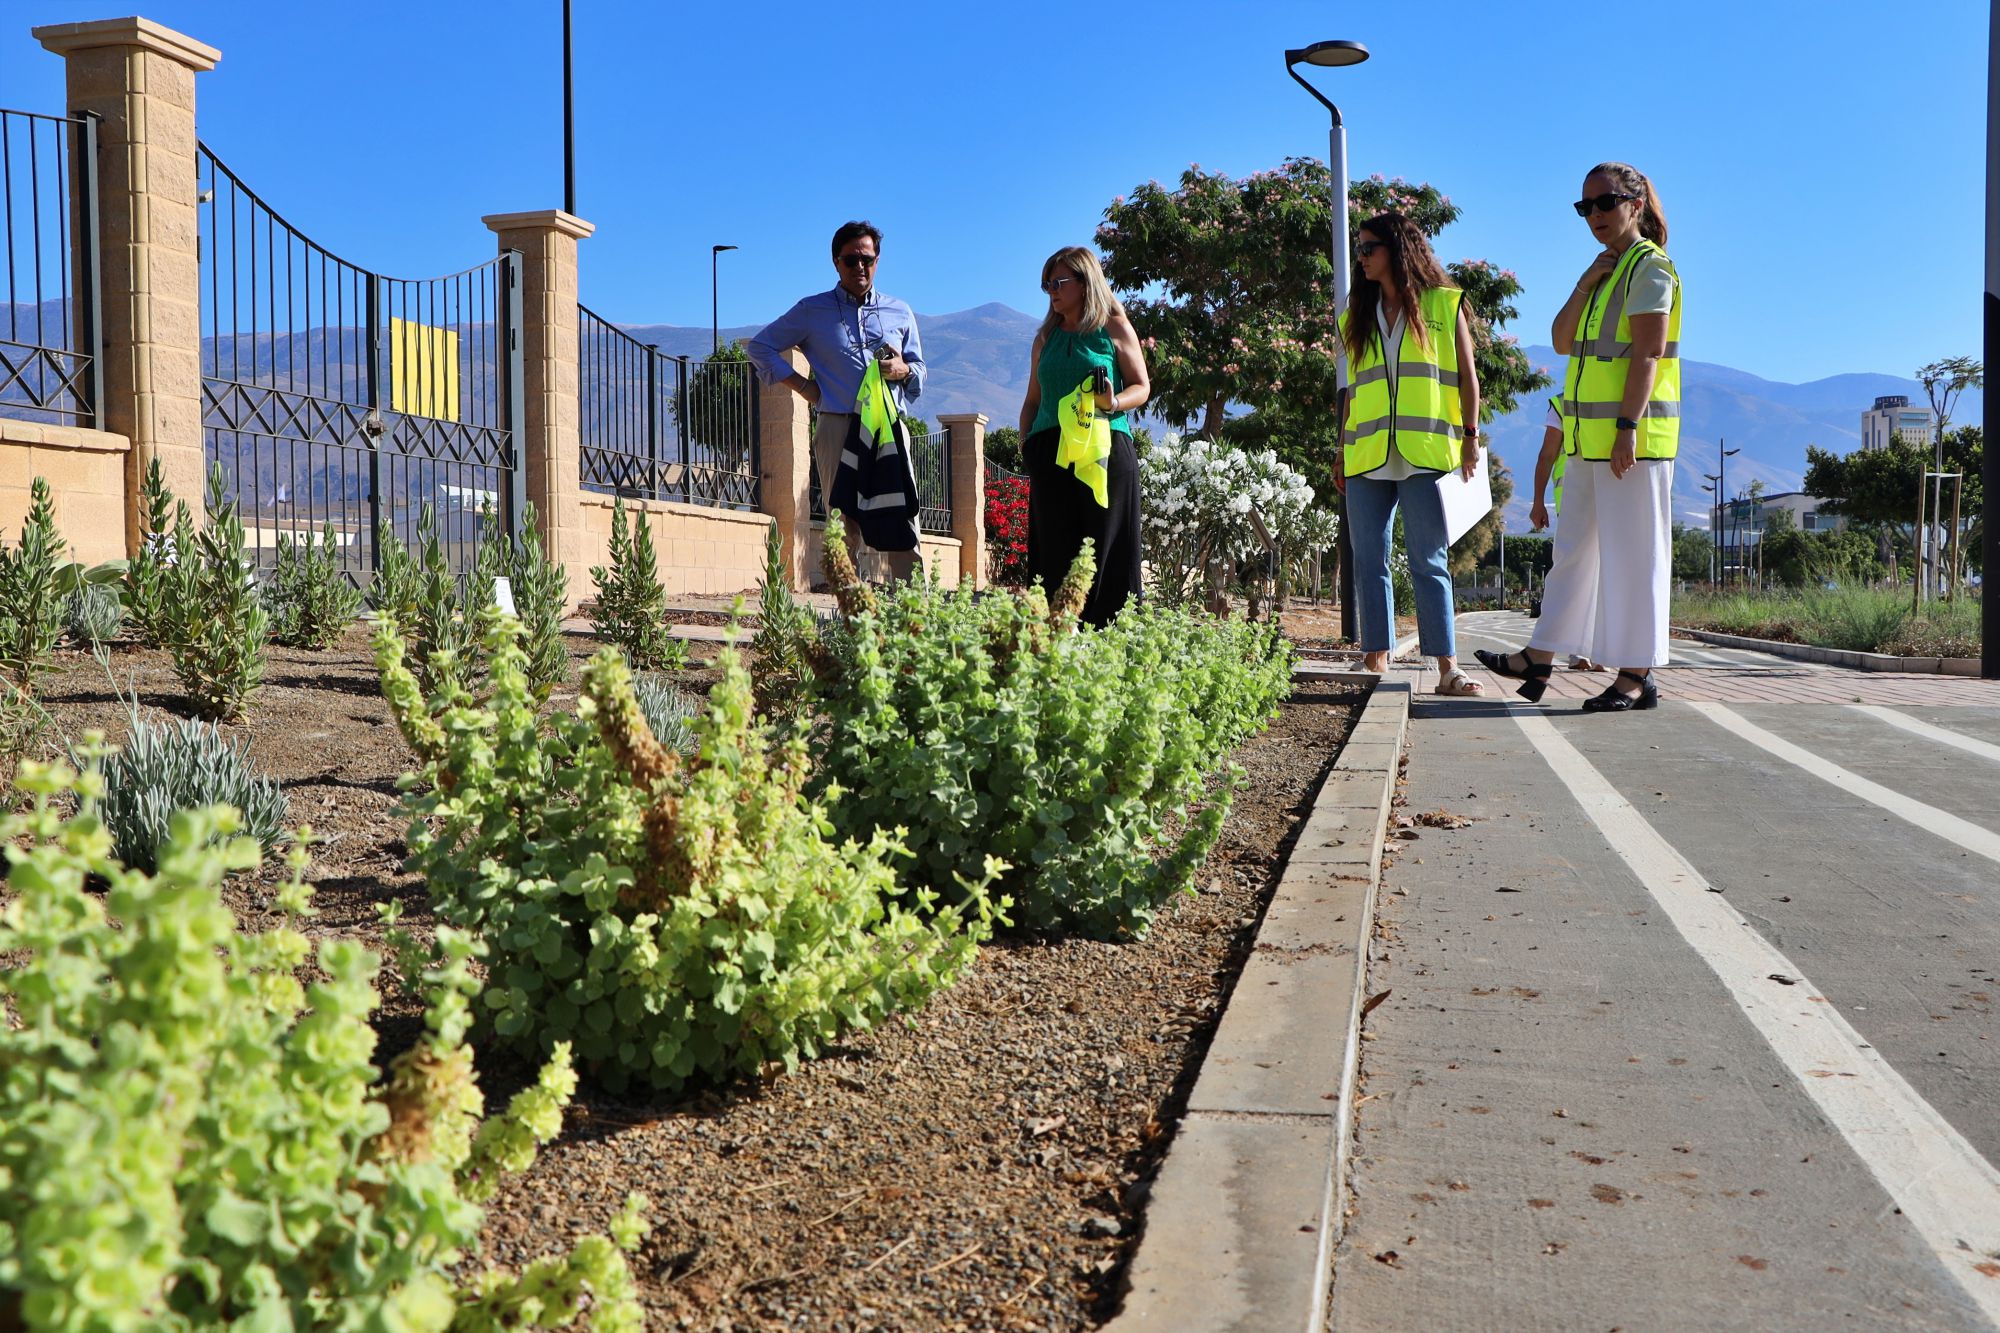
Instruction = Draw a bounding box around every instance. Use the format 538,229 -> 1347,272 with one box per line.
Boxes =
64,580 -> 125,648
750,520 -> 825,724
82,655 -> 289,873
371,515 -> 424,628
632,671 -> 700,755
590,496 -> 685,672
0,757 -> 647,1330
265,521 -> 364,649
159,465 -> 268,721
508,502 -> 573,697
123,455 -> 178,645
376,609 -> 998,1092
814,525 -> 1294,938
0,478 -> 69,691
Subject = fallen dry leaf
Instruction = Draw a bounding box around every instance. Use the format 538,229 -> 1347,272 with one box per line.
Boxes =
1590,1184 -> 1625,1204
1737,1256 -> 1769,1271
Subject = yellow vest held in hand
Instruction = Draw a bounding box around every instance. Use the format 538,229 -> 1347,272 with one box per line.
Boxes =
1562,238 -> 1682,461
1548,394 -> 1568,514
1340,285 -> 1465,477
1056,376 -> 1112,507
857,358 -> 898,445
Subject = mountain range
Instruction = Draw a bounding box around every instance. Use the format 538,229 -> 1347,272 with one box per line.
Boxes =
633,304 -> 1978,531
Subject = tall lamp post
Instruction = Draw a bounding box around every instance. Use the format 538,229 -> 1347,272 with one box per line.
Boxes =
1286,39 -> 1370,644
1987,0 -> 1998,676
1715,440 -> 1740,583
711,244 -> 738,354
1701,475 -> 1720,584
562,0 -> 575,215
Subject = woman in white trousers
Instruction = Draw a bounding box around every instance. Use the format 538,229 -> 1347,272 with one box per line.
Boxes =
1478,162 -> 1679,711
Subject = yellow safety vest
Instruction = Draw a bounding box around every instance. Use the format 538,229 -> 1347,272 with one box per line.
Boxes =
857,358 -> 898,445
1562,239 -> 1681,461
1055,376 -> 1112,507
1340,285 -> 1465,477
1547,394 -> 1567,514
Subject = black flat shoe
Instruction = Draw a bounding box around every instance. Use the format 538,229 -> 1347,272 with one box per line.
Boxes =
1581,670 -> 1658,712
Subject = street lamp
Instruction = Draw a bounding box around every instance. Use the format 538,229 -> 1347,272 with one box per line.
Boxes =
1286,39 -> 1370,644
562,0 -> 575,216
1701,475 -> 1720,585
1715,441 -> 1740,584
711,244 -> 738,355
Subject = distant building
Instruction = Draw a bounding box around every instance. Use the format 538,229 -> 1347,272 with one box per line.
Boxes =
1859,394 -> 1933,452
1715,491 -> 1846,570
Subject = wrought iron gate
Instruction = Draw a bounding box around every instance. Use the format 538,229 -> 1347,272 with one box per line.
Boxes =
198,143 -> 523,581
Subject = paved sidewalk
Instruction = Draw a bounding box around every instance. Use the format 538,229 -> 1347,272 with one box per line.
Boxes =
1329,612 -> 2000,1330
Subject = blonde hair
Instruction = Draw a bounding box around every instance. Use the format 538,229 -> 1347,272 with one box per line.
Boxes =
1038,246 -> 1125,337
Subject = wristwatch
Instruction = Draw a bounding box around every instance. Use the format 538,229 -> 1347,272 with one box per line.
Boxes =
1615,416 -> 1640,431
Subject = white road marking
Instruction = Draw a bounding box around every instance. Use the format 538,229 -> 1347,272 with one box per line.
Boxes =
1850,705 -> 2000,767
1512,707 -> 2000,1317
1690,702 -> 2000,865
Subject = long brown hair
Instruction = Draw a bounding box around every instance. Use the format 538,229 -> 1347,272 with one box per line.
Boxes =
1586,161 -> 1668,248
1342,213 -> 1452,363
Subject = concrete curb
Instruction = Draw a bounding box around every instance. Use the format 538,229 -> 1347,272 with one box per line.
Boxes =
1105,680 -> 1411,1333
1671,625 -> 1979,676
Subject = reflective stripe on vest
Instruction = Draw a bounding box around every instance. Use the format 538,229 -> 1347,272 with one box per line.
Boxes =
1340,285 -> 1464,477
1563,239 -> 1682,462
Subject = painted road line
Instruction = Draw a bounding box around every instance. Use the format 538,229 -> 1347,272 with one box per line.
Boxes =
1850,704 -> 2000,767
1512,707 -> 2000,1317
1689,702 -> 2000,865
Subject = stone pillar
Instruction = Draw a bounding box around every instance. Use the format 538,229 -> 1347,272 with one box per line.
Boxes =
482,209 -> 593,608
35,17 -> 220,553
757,349 -> 813,590
939,412 -> 989,589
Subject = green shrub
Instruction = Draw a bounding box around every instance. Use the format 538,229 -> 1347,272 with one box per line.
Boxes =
0,757 -> 647,1331
64,581 -> 126,648
750,520 -> 826,725
376,610 -> 998,1092
84,664 -> 289,874
507,502 -> 572,697
632,670 -> 700,755
266,521 -> 364,649
590,497 -> 685,672
0,478 -> 69,691
813,526 -> 1294,939
122,455 -> 178,645
160,465 -> 268,721
371,515 -> 423,628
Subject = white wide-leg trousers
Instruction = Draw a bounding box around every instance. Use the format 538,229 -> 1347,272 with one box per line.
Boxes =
1530,457 -> 1673,669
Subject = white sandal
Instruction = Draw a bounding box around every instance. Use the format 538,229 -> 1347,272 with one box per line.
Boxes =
1434,669 -> 1484,697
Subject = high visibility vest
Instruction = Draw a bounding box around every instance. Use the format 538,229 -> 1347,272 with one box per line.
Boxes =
857,358 -> 898,445
1340,286 -> 1465,477
1562,239 -> 1681,461
1056,376 -> 1112,507
1547,394 -> 1567,514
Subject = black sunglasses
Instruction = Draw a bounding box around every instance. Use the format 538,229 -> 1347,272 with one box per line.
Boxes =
1355,239 -> 1386,258
1572,192 -> 1637,218
838,253 -> 878,269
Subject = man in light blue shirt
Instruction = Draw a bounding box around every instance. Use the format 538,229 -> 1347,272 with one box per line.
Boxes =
749,220 -> 925,579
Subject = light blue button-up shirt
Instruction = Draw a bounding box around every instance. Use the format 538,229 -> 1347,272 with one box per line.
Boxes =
747,285 -> 925,415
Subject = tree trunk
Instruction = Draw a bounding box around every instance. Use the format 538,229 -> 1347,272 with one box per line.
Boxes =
1200,397 -> 1228,441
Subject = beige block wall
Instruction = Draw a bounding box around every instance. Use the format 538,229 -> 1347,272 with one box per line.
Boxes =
579,496 -> 772,598
0,420 -> 133,566
802,523 -> 962,587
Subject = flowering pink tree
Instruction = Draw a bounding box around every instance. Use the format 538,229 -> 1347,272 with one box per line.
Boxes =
1097,160 -> 1547,519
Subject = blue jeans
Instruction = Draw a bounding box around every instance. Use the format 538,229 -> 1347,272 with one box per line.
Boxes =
1346,472 -> 1456,656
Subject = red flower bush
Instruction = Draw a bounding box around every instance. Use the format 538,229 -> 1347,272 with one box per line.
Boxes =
985,474 -> 1031,585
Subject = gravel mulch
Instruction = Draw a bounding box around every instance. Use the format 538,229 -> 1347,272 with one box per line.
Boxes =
19,630 -> 1364,1330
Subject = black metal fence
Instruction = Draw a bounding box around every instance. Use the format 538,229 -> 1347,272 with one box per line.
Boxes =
0,107 -> 98,427
578,304 -> 759,510
199,143 -> 521,579
809,417 -> 953,535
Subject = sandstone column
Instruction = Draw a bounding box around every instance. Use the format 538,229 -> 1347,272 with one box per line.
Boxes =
35,17 -> 220,551
938,412 -> 989,589
482,209 -> 592,608
757,349 -> 812,589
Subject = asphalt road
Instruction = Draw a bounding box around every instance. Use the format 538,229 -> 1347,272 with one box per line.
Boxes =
1331,613 -> 2000,1331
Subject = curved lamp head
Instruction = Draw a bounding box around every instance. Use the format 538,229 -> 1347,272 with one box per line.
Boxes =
713,244 -> 739,255
1286,40 -> 1370,69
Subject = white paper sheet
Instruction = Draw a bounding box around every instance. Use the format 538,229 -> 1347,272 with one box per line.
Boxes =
1438,446 -> 1493,546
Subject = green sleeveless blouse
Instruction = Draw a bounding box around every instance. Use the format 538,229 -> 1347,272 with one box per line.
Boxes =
1030,324 -> 1127,436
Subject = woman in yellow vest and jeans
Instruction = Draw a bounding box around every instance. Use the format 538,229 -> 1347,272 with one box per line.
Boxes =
1338,213 -> 1484,695
1476,163 -> 1680,711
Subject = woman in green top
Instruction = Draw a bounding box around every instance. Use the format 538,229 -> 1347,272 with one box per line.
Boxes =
1016,246 -> 1151,626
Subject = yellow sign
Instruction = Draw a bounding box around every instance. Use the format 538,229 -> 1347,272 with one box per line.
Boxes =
389,317 -> 460,421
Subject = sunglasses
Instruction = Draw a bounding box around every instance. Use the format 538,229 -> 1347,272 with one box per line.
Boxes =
1042,275 -> 1078,294
1355,239 -> 1386,258
1572,192 -> 1637,217
838,253 -> 878,269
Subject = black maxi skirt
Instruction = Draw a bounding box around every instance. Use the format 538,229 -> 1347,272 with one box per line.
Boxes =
1024,426 -> 1142,628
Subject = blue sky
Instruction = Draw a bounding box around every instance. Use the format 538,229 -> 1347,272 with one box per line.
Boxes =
1,0 -> 1986,384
